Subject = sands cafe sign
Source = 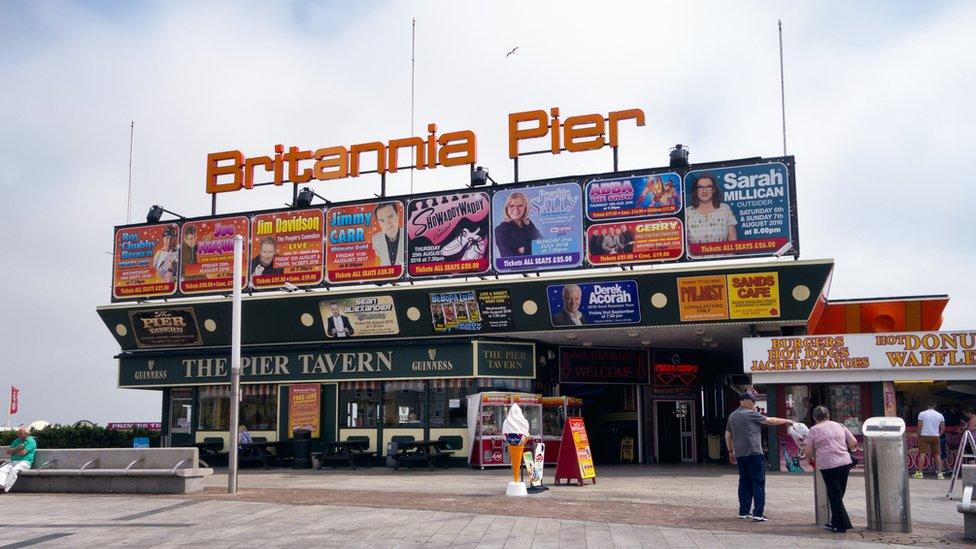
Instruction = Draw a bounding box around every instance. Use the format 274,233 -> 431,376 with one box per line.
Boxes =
205,107 -> 646,193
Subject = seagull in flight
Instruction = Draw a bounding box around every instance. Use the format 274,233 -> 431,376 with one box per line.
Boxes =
506,46 -> 519,58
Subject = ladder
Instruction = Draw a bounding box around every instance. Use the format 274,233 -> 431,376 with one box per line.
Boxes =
947,429 -> 976,499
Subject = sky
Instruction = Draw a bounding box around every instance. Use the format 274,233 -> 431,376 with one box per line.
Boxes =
1,1 -> 974,425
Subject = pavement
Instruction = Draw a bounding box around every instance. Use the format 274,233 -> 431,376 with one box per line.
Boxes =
0,465 -> 968,547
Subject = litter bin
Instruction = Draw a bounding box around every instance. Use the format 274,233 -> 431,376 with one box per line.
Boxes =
386,441 -> 399,468
292,428 -> 312,469
862,416 -> 911,533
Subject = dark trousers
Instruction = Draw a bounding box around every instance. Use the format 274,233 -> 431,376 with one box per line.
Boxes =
736,454 -> 766,516
819,464 -> 853,530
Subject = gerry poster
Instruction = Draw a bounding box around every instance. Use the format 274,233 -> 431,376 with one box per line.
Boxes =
491,182 -> 583,273
684,162 -> 791,259
250,209 -> 325,289
586,219 -> 683,266
326,201 -> 404,284
179,216 -> 250,294
113,223 -> 180,299
407,192 -> 490,277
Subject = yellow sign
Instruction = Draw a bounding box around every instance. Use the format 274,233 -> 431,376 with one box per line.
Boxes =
620,437 -> 635,462
568,417 -> 596,479
677,275 -> 729,321
727,271 -> 780,319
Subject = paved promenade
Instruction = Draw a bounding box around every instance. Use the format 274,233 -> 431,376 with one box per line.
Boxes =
0,465 -> 967,547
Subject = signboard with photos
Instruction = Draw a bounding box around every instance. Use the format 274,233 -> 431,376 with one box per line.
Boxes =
110,157 -> 797,301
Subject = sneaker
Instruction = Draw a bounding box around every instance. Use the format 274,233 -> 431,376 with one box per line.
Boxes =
752,515 -> 768,522
738,513 -> 753,519
912,471 -> 923,479
937,472 -> 945,480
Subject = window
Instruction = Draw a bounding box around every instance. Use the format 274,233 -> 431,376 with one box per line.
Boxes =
339,382 -> 382,428
828,384 -> 862,435
429,379 -> 475,428
196,385 -> 278,431
784,385 -> 811,424
383,381 -> 426,426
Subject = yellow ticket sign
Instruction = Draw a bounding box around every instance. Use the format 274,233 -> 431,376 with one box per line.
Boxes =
727,272 -> 781,319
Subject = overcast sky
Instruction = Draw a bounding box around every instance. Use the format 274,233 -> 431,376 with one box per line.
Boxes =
1,1 -> 974,425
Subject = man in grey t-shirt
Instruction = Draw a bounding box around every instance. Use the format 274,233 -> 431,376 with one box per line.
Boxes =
725,393 -> 794,522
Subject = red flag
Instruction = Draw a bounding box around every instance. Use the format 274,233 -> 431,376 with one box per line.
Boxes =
9,386 -> 18,415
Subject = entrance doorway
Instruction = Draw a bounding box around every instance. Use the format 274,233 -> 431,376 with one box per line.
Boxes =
168,389 -> 193,446
653,399 -> 696,463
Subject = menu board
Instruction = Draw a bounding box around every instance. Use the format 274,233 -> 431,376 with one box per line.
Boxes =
288,383 -> 321,438
407,192 -> 490,277
585,172 -> 682,220
684,162 -> 792,259
585,219 -> 683,266
326,201 -> 404,283
554,416 -> 596,485
318,296 -> 400,339
250,209 -> 325,289
179,216 -> 249,294
429,289 -> 514,334
112,224 -> 180,299
491,182 -> 583,273
546,280 -> 640,327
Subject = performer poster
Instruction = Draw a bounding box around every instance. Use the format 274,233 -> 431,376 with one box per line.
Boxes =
491,182 -> 583,273
684,162 -> 792,259
179,216 -> 249,294
318,296 -> 400,338
326,201 -> 404,283
585,219 -> 683,266
250,209 -> 324,289
113,223 -> 180,299
546,280 -> 640,327
407,192 -> 490,277
429,289 -> 514,334
585,172 -> 682,220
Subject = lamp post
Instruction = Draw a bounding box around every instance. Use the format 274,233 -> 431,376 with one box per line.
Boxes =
228,235 -> 243,494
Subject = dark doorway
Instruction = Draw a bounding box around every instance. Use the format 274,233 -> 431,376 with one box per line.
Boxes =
562,383 -> 639,464
655,401 -> 682,463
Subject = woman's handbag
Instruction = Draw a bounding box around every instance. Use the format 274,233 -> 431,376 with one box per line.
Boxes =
849,450 -> 859,467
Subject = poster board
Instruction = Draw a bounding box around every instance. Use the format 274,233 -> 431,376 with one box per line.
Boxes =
554,416 -> 596,485
288,383 -> 321,437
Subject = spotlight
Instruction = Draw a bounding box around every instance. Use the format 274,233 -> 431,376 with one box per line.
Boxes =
282,282 -> 300,292
294,187 -> 330,208
669,144 -> 689,169
146,205 -> 184,223
471,166 -> 496,187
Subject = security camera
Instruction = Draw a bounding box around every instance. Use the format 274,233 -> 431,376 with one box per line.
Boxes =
282,282 -> 300,292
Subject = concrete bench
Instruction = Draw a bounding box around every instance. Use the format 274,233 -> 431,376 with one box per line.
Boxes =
10,448 -> 212,494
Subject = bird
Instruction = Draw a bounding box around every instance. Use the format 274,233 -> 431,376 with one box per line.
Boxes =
506,46 -> 519,58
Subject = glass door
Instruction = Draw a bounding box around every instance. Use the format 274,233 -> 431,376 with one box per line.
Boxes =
169,389 -> 193,445
677,400 -> 696,463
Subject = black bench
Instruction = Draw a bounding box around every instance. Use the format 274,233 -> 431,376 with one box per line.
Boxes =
390,440 -> 455,471
314,438 -> 376,470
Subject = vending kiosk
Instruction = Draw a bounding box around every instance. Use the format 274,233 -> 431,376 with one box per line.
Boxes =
467,392 -> 543,468
542,396 -> 584,465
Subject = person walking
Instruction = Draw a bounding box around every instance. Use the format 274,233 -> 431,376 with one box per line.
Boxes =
725,393 -> 794,522
803,406 -> 859,533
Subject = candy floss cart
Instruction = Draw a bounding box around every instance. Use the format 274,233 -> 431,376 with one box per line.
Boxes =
467,392 -> 543,469
542,397 -> 583,465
